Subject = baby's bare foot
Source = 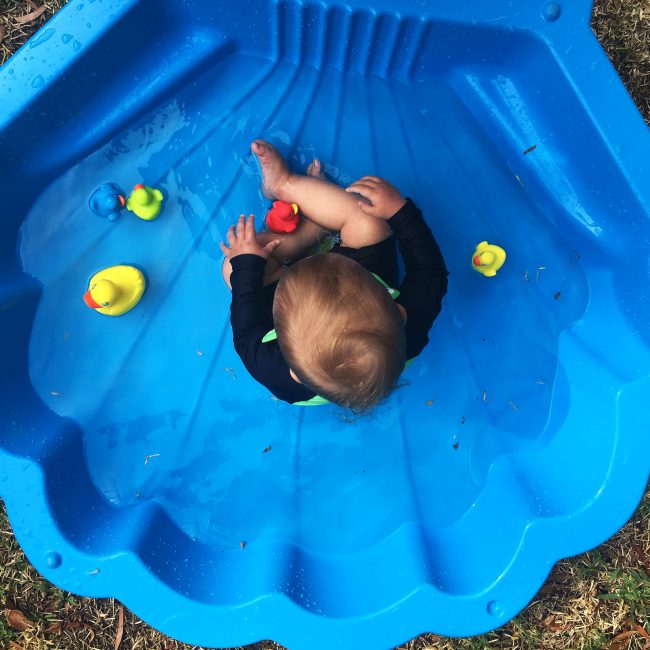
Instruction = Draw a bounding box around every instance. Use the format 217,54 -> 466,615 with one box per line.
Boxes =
306,158 -> 326,180
251,139 -> 290,200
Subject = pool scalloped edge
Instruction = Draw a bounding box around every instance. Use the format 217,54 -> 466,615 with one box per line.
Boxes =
1,0 -> 649,649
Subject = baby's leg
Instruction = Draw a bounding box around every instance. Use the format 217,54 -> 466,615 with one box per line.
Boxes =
222,162 -> 328,290
252,140 -> 390,249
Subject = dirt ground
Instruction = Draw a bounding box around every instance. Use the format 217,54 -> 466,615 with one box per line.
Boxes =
1,0 -> 649,649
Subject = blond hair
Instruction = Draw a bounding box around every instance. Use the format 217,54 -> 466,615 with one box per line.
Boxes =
273,254 -> 405,411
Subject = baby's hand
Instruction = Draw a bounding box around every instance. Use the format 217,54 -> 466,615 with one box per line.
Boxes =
345,177 -> 406,219
220,214 -> 281,260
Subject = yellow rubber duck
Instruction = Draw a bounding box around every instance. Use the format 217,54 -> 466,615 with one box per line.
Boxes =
472,241 -> 506,277
126,184 -> 164,221
83,265 -> 146,316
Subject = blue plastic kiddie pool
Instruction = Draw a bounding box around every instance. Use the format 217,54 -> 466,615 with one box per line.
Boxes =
1,0 -> 649,648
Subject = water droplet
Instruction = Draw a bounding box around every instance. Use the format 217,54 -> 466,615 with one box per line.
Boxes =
31,76 -> 45,89
542,2 -> 561,21
487,600 -> 504,616
29,28 -> 56,49
61,33 -> 73,44
44,551 -> 63,569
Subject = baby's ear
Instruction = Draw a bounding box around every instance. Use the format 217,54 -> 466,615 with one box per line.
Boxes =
289,369 -> 302,384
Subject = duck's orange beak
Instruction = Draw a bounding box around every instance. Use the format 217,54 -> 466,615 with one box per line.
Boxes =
473,255 -> 482,267
133,184 -> 145,191
83,290 -> 101,309
118,194 -> 125,207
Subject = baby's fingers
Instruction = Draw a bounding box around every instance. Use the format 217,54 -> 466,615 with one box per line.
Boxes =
346,182 -> 376,198
354,176 -> 383,185
235,214 -> 247,238
220,241 -> 231,258
264,238 -> 282,254
244,214 -> 256,239
226,224 -> 237,246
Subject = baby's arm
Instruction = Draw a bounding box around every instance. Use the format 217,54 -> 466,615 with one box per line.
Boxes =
345,177 -> 449,358
221,214 -> 318,403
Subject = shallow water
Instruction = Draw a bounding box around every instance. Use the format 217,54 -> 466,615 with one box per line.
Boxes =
20,51 -> 588,553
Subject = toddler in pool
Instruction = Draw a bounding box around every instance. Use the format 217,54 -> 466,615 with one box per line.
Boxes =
221,140 -> 448,410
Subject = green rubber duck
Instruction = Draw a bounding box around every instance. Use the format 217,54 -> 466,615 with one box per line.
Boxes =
126,184 -> 164,221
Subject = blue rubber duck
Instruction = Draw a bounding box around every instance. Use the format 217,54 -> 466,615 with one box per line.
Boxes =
88,183 -> 126,221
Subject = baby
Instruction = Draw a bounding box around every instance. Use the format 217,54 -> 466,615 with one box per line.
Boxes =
221,140 -> 448,410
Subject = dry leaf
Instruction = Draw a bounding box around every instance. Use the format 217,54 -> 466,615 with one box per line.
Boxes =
9,642 -> 25,650
45,621 -> 95,640
114,605 -> 124,650
0,25 -> 6,45
4,608 -> 33,631
15,6 -> 46,24
44,621 -> 63,634
609,630 -> 638,650
637,625 -> 650,640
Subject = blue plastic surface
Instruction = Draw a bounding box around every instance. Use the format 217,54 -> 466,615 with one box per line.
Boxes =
1,1 -> 649,648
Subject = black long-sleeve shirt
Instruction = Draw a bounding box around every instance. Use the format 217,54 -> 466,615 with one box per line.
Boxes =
229,198 -> 448,404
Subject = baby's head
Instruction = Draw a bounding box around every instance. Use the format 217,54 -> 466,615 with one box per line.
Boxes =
273,254 -> 406,411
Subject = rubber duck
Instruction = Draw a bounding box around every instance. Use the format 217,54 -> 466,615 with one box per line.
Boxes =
88,183 -> 126,221
126,184 -> 164,221
83,265 -> 146,316
472,241 -> 506,277
265,201 -> 300,234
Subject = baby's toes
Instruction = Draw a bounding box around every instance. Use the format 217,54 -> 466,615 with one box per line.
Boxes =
306,158 -> 326,180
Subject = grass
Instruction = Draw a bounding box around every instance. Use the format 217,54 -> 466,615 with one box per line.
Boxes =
1,0 -> 649,648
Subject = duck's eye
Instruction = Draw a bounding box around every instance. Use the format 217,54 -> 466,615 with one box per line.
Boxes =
101,302 -> 110,307
91,283 -> 97,289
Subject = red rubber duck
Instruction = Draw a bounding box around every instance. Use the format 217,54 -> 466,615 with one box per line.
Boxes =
265,201 -> 300,234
